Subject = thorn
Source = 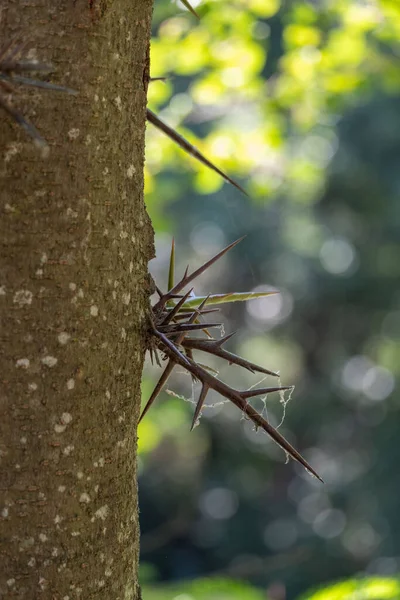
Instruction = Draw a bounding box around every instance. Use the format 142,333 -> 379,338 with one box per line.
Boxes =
168,238 -> 175,292
182,337 -> 279,377
160,322 -> 222,335
147,109 -> 247,196
159,288 -> 193,326
216,331 -> 236,347
167,237 -> 245,301
139,360 -> 176,423
190,384 -> 209,431
241,386 -> 294,399
151,327 -> 191,367
180,0 -> 200,19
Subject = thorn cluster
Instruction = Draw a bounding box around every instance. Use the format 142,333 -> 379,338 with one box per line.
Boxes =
0,33 -> 77,148
143,238 -> 323,483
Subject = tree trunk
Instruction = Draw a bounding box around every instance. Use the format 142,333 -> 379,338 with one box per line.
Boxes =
0,1 -> 154,598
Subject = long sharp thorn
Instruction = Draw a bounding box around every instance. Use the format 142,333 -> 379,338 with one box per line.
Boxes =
169,237 -> 245,298
0,96 -> 47,147
139,360 -> 176,423
182,338 -> 279,377
216,331 -> 236,347
180,0 -> 200,19
240,399 -> 323,483
0,73 -> 77,94
191,384 -> 209,431
241,386 -> 293,399
168,354 -> 322,482
172,308 -> 220,320
162,322 -> 222,335
152,328 -> 191,367
147,109 -> 247,196
160,288 -> 193,326
168,238 -> 175,291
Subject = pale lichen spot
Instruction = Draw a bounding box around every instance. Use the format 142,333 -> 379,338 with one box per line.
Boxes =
39,577 -> 48,590
94,94 -> 99,103
40,253 -> 48,265
20,437 -> 27,444
131,234 -> 136,243
39,533 -> 48,542
77,471 -> 84,479
63,445 -> 74,456
103,166 -> 109,176
94,505 -> 109,521
69,283 -> 77,291
79,492 -> 90,503
105,568 -> 112,577
105,390 -> 111,400
41,355 -> 58,368
67,379 -> 75,390
4,143 -> 20,163
36,268 -> 43,277
54,424 -> 66,434
129,261 -> 134,274
28,382 -> 37,391
4,203 -> 16,213
7,579 -> 16,587
28,557 -> 36,567
54,515 -> 62,524
112,290 -> 117,300
66,207 -> 78,219
58,332 -> 70,345
71,531 -> 81,537
120,230 -> 128,240
13,289 -> 33,306
58,486 -> 66,493
94,485 -> 99,493
121,328 -> 127,340
90,305 -> 99,317
52,548 -> 59,557
16,358 -> 30,369
114,96 -> 122,111
68,128 -> 80,140
0,285 -> 6,295
127,164 -> 136,178
61,413 -> 73,425
122,292 -> 131,305
97,580 -> 105,588
2,507 -> 9,517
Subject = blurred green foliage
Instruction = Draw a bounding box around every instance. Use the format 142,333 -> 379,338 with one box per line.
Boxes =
139,0 -> 400,598
142,576 -> 400,600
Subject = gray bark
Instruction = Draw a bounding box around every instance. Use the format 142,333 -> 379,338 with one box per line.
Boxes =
0,1 -> 154,597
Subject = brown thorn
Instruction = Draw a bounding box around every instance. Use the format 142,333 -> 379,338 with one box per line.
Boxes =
241,386 -> 294,399
159,288 -> 193,326
158,348 -> 322,482
160,322 -> 222,335
182,337 -> 279,377
151,327 -> 191,367
147,109 -> 247,195
154,238 -> 245,313
190,384 -> 210,431
139,360 -> 176,423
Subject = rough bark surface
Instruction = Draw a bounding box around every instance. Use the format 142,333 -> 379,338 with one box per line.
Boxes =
0,0 -> 154,598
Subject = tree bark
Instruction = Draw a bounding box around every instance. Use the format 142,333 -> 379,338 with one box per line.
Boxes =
0,1 -> 154,598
